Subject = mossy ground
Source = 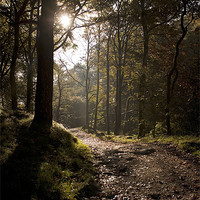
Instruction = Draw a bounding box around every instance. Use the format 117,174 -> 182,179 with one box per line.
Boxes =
0,108 -> 96,200
86,129 -> 200,158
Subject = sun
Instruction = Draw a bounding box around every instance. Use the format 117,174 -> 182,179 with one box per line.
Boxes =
60,14 -> 71,28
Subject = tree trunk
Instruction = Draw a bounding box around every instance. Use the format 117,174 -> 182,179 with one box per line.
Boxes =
94,26 -> 100,131
10,0 -> 29,110
31,0 -> 56,130
123,96 -> 131,134
10,23 -> 19,110
85,37 -> 90,130
138,0 -> 149,138
26,1 -> 35,113
166,0 -> 188,135
114,4 -> 122,135
106,33 -> 111,135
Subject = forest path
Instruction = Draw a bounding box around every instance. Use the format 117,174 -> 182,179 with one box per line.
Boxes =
67,128 -> 200,200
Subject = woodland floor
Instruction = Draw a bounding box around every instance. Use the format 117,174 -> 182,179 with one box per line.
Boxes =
67,128 -> 200,200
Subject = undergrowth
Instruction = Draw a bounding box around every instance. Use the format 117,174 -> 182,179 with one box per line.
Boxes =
0,108 -> 96,200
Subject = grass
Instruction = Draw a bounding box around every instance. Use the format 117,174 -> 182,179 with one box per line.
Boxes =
0,108 -> 97,200
86,129 -> 200,158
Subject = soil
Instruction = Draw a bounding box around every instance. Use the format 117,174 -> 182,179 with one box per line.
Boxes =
67,128 -> 200,200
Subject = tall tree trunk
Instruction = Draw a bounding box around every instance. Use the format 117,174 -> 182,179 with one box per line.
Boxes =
166,0 -> 189,135
138,0 -> 149,138
93,26 -> 100,131
10,0 -> 28,110
114,3 -> 122,135
26,1 -> 35,113
106,33 -> 111,135
10,23 -> 19,110
114,64 -> 122,135
85,37 -> 90,130
10,0 -> 29,110
31,0 -> 56,130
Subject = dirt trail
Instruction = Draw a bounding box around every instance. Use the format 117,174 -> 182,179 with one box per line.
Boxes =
67,128 -> 200,200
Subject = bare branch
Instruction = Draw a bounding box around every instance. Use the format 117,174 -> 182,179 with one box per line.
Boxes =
59,57 -> 85,87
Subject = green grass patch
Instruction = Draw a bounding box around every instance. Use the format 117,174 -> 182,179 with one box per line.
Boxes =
0,108 -> 96,200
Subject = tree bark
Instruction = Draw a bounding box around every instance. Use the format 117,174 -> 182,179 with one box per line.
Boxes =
31,0 -> 56,130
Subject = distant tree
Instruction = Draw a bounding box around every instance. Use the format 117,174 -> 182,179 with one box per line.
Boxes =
85,30 -> 91,130
106,31 -> 111,135
112,0 -> 131,135
93,24 -> 101,132
26,0 -> 38,113
9,0 -> 29,110
137,0 -> 149,138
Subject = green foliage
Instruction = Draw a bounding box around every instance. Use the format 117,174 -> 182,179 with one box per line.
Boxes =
0,109 -> 96,199
151,121 -> 189,136
152,122 -> 167,135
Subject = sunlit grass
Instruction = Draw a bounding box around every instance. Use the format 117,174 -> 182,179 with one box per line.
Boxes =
86,128 -> 200,158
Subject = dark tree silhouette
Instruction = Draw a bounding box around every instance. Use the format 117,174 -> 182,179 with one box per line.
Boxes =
166,0 -> 193,135
31,0 -> 56,130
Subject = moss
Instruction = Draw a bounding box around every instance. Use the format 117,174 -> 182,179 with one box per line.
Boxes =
0,109 -> 96,200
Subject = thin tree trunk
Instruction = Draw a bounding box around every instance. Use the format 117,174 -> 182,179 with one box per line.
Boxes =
138,0 -> 149,138
31,0 -> 56,130
123,96 -> 131,134
106,33 -> 111,135
10,23 -> 19,110
114,3 -> 122,135
166,0 -> 188,135
94,26 -> 100,131
10,0 -> 29,110
85,37 -> 90,130
26,1 -> 35,113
